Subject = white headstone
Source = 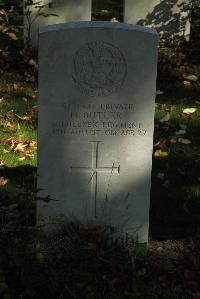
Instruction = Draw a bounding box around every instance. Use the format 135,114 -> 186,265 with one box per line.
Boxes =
124,0 -> 190,39
38,22 -> 158,244
24,0 -> 92,47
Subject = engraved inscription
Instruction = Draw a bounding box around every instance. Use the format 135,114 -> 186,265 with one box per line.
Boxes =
70,141 -> 120,218
73,41 -> 127,96
48,102 -> 147,137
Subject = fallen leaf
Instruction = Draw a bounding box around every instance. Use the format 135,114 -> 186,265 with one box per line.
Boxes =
5,111 -> 13,119
176,129 -> 186,135
183,74 -> 198,82
18,157 -> 26,161
154,139 -> 166,150
22,97 -> 28,102
156,90 -> 164,95
0,160 -> 5,168
25,153 -> 34,159
183,108 -> 197,114
157,246 -> 163,252
6,137 -> 21,144
178,138 -> 191,144
11,83 -> 18,91
170,137 -> 177,143
15,114 -> 31,120
26,140 -> 36,147
14,143 -> 28,153
4,121 -> 14,128
9,142 -> 15,150
0,177 -> 8,185
28,59 -> 37,67
17,123 -> 20,130
110,17 -> 119,22
154,150 -> 169,157
160,113 -> 170,123
7,32 -> 17,40
183,81 -> 191,88
157,173 -> 164,179
31,105 -> 38,111
3,149 -> 10,154
0,98 -> 4,103
170,105 -> 177,111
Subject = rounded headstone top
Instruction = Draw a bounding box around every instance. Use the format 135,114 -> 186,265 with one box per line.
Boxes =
39,21 -> 158,35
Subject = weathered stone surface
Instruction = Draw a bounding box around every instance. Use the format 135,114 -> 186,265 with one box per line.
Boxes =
38,22 -> 158,243
24,0 -> 91,46
124,0 -> 190,39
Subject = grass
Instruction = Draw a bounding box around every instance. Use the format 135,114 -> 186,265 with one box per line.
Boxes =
0,83 -> 37,167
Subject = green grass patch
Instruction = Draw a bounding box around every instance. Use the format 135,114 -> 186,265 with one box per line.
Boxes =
0,84 -> 37,168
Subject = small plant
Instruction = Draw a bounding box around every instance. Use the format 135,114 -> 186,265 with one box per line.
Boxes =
24,0 -> 58,49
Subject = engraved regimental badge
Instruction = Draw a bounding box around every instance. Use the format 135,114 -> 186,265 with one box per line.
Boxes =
73,41 -> 127,96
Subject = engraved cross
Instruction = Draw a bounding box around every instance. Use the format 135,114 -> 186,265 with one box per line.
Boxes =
70,141 -> 120,217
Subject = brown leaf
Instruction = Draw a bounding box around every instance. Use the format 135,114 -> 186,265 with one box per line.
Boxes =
154,150 -> 169,157
5,112 -> 13,119
6,137 -> 21,144
25,152 -> 34,160
11,83 -> 18,91
0,159 -> 5,167
3,149 -> 10,154
4,121 -> 14,128
0,177 -> 8,185
18,157 -> 26,161
170,105 -> 177,111
14,143 -> 28,153
154,139 -> 166,150
170,137 -> 177,143
30,94 -> 37,99
26,140 -> 36,147
183,80 -> 191,88
31,105 -> 38,111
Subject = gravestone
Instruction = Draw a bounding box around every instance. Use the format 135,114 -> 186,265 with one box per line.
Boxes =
124,0 -> 190,40
38,21 -> 158,245
24,0 -> 92,47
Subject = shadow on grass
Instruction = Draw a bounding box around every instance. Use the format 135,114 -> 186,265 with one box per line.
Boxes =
150,153 -> 200,241
156,84 -> 200,105
0,165 -> 36,190
1,221 -> 200,299
0,165 -> 36,226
